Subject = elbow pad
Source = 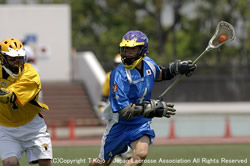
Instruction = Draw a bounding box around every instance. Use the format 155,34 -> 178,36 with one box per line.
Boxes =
119,104 -> 144,120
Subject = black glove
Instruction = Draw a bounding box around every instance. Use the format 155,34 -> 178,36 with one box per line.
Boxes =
169,60 -> 197,77
142,99 -> 176,118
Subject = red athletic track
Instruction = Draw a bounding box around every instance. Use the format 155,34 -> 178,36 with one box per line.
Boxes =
52,136 -> 250,147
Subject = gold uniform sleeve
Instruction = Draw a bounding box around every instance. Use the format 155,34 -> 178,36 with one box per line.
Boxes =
8,81 -> 40,106
102,72 -> 111,97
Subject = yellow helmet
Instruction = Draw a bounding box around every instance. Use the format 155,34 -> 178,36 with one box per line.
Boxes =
0,38 -> 25,57
0,38 -> 26,78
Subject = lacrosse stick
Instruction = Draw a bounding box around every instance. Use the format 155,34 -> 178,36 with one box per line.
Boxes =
157,21 -> 235,100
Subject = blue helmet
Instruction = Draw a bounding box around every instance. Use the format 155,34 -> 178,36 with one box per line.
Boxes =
119,30 -> 149,70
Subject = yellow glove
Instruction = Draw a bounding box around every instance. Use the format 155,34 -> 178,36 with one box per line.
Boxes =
0,88 -> 16,104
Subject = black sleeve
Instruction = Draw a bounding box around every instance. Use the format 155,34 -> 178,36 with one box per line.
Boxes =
160,65 -> 175,80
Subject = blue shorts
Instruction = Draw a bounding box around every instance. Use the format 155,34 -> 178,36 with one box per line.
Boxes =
99,121 -> 155,160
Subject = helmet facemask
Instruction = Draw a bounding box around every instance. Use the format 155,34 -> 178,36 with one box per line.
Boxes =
2,54 -> 24,77
120,46 -> 144,66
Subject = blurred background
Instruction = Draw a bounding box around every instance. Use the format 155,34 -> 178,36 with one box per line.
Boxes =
0,0 -> 250,165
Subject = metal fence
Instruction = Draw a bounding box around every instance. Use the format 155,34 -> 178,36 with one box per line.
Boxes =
152,65 -> 250,102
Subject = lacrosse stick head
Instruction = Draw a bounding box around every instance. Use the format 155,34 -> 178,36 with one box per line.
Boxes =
207,21 -> 235,50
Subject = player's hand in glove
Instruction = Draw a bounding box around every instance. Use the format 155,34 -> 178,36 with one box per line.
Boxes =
0,88 -> 16,104
142,99 -> 176,118
169,60 -> 197,77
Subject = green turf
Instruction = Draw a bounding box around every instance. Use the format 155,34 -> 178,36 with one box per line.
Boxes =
6,144 -> 250,165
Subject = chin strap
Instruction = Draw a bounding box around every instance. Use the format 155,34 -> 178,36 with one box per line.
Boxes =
2,65 -> 21,79
123,56 -> 144,70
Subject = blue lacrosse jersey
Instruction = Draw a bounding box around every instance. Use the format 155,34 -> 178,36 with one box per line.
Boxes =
109,56 -> 160,124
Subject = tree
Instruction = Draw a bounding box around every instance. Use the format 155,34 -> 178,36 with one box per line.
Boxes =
6,0 -> 249,74
70,0 -> 188,70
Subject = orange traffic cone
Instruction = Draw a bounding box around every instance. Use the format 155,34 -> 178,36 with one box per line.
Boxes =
69,119 -> 76,140
168,118 -> 176,139
224,116 -> 232,138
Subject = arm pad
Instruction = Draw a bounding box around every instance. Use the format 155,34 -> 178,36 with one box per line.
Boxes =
161,66 -> 175,80
119,104 -> 144,120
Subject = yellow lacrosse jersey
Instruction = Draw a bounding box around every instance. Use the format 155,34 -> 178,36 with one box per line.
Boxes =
102,72 -> 111,97
0,63 -> 49,127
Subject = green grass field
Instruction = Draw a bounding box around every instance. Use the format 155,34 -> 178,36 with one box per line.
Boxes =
13,144 -> 250,166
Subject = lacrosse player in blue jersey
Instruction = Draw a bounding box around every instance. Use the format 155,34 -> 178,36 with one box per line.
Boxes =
89,30 -> 196,166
